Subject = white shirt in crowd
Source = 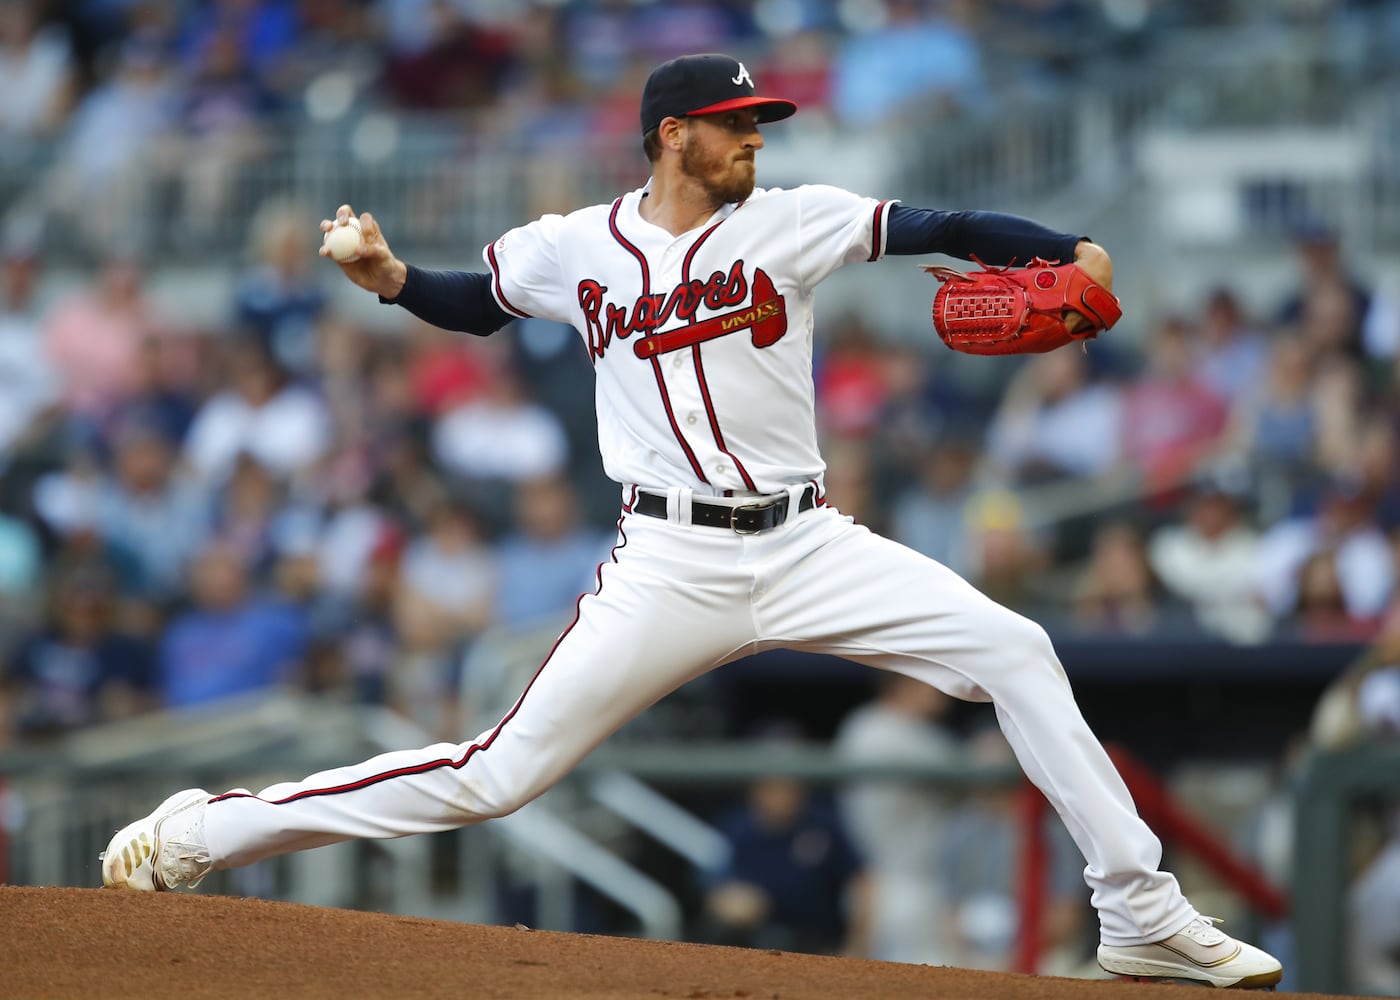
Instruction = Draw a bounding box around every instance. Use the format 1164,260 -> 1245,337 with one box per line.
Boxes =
183,384 -> 331,484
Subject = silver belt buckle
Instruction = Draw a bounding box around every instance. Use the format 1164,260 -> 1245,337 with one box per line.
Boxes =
730,499 -> 779,534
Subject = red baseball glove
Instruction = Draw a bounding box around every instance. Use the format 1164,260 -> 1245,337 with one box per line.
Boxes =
925,258 -> 1122,356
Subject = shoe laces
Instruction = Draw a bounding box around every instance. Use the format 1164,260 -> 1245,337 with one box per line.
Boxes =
158,806 -> 212,889
1178,915 -> 1227,946
161,840 -> 213,889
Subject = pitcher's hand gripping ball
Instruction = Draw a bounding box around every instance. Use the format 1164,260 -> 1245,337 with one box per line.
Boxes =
925,258 -> 1122,355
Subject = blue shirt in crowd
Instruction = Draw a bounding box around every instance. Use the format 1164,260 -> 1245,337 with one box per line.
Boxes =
160,600 -> 307,708
494,530 -> 613,629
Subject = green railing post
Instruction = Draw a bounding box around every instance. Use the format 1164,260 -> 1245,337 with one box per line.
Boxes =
1291,742 -> 1400,994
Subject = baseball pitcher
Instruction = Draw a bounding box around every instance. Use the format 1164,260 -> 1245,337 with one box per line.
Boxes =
102,53 -> 1282,990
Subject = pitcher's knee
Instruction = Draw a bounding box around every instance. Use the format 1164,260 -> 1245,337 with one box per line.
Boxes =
449,775 -> 533,821
996,613 -> 1068,682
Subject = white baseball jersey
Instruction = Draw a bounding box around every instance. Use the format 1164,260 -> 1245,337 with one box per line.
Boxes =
482,182 -> 895,495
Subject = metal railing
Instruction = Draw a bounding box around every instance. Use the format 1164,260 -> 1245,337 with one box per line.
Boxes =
1290,740 -> 1400,995
0,693 -> 693,936
8,688 -> 1373,988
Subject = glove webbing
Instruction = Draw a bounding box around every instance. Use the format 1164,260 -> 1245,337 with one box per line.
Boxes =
929,267 -> 1028,342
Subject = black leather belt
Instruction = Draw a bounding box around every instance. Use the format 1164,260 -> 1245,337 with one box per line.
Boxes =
634,486 -> 816,534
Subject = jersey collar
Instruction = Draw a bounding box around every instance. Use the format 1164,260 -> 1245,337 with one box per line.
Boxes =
628,179 -> 741,242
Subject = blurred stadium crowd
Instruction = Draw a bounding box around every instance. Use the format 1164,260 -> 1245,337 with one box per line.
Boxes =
0,0 -> 1399,989
2,0 -> 1400,743
0,0 -> 1340,165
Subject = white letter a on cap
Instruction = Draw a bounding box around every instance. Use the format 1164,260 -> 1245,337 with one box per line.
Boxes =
731,62 -> 754,87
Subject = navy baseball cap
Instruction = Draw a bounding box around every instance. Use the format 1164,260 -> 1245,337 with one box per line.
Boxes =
640,54 -> 797,136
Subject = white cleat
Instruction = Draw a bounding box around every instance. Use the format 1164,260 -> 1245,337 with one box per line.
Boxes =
1097,915 -> 1284,989
100,789 -> 214,891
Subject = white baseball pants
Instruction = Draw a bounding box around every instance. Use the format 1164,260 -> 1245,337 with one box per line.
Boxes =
202,493 -> 1198,946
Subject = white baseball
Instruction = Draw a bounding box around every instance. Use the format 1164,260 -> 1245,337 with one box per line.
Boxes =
324,217 -> 362,262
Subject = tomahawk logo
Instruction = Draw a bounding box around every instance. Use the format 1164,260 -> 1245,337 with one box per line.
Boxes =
731,62 -> 753,88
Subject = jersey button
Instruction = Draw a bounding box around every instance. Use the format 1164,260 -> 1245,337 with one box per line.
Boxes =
715,465 -> 728,475
673,357 -> 683,369
686,414 -> 698,425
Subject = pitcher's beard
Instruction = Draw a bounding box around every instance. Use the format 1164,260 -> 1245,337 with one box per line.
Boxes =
682,143 -> 755,205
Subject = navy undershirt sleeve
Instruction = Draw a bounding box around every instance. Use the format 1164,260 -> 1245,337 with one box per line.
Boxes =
884,205 -> 1085,266
378,264 -> 514,336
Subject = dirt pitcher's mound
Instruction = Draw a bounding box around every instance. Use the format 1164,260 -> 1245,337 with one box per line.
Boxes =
0,886 -> 1347,999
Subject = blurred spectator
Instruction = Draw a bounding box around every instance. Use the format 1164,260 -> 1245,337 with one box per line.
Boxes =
96,415 -> 211,601
41,252 -> 170,430
830,0 -> 987,127
1148,469 -> 1270,644
833,673 -> 962,965
183,340 -> 331,485
627,0 -> 749,61
1224,333 -> 1320,507
1193,287 -> 1269,407
1292,549 -> 1368,641
174,0 -> 301,89
584,52 -> 660,144
30,449 -> 180,612
1276,224 -> 1371,361
985,350 -> 1122,485
43,33 -> 178,251
314,317 -> 372,446
169,14 -> 281,247
431,364 -> 568,497
889,437 -> 978,573
270,513 -> 322,605
1,562 -> 156,742
821,437 -> 879,530
755,28 -> 832,119
492,474 -> 611,630
1252,475 -> 1396,636
0,1 -> 76,155
31,446 -> 105,542
364,341 -> 422,435
278,0 -> 380,101
871,343 -> 970,482
815,313 -> 890,440
1363,269 -> 1400,361
234,198 -> 330,376
396,496 -> 493,647
393,495 -> 493,735
108,333 -> 202,450
1072,519 -> 1159,635
0,232 -> 59,459
961,487 -> 1047,611
1311,354 -> 1366,481
330,523 -> 405,706
1356,414 -> 1400,531
939,724 -> 1088,974
0,492 -> 41,643
1120,314 -> 1229,489
370,422 -> 449,536
209,452 -> 288,582
559,1 -> 644,91
160,540 -> 307,708
376,0 -> 516,110
307,482 -> 391,605
704,767 -> 872,956
407,319 -> 496,419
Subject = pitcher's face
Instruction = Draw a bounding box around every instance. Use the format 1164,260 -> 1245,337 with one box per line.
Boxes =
681,109 -> 764,204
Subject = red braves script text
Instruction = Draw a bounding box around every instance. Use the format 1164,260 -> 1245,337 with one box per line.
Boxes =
579,261 -> 788,362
